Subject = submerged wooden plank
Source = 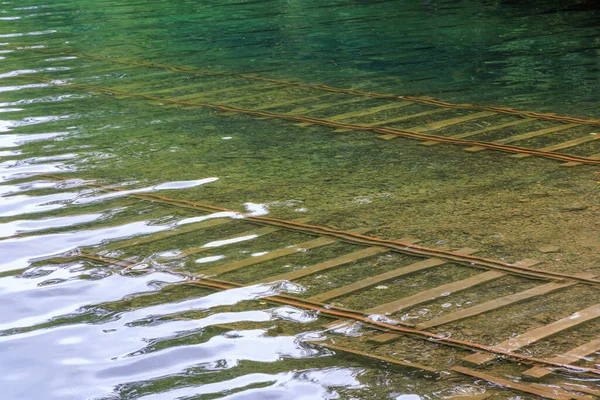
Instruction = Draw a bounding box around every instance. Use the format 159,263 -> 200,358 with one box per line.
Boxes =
523,336 -> 600,379
334,103 -> 426,133
324,101 -> 413,122
416,280 -> 576,330
292,98 -> 369,124
561,153 -> 600,167
452,367 -> 573,400
528,384 -> 592,400
489,123 -> 581,145
511,134 -> 600,159
465,123 -> 580,152
214,86 -> 293,105
561,383 -> 600,397
512,259 -> 543,268
174,82 -> 281,101
147,80 -> 224,95
365,271 -> 506,315
251,245 -> 389,284
295,101 -> 411,128
108,217 -> 232,250
331,109 -> 449,133
307,247 -> 479,303
410,111 -> 496,133
308,257 -> 444,303
463,302 -> 600,365
202,236 -> 337,276
178,86 -> 290,106
452,367 -> 570,400
445,395 -> 491,400
418,118 -> 532,146
377,133 -> 399,140
309,341 -> 438,374
106,73 -> 182,92
254,93 -> 332,110
368,108 -> 449,127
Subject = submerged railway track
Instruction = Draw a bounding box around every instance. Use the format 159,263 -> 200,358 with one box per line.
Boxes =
24,173 -> 600,400
4,48 -> 600,398
12,48 -> 600,167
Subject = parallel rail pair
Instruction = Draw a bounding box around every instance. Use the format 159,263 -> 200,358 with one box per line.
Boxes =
33,173 -> 600,400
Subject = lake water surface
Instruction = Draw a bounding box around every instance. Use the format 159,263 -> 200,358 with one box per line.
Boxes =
1,1 -> 600,399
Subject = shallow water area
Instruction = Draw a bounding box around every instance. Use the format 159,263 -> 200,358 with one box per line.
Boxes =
1,0 -> 600,399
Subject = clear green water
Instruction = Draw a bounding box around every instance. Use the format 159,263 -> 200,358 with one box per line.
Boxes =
1,1 -> 600,399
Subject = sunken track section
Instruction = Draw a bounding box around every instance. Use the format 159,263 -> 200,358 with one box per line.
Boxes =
39,174 -> 600,399
17,48 -> 600,167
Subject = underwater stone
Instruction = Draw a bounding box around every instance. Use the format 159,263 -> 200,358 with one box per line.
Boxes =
538,245 -> 560,253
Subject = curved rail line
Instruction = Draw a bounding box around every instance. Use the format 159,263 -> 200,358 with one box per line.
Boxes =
39,173 -> 600,287
34,48 -> 600,127
76,251 -> 600,377
22,76 -> 600,166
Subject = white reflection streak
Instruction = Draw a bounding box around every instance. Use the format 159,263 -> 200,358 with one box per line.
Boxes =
0,30 -> 56,38
0,213 -> 102,238
136,368 -> 363,400
0,131 -> 70,147
0,150 -> 21,157
194,255 -> 225,264
0,220 -> 169,272
43,56 -> 77,62
201,234 -> 258,248
73,177 -> 219,204
177,202 -> 268,226
0,83 -> 50,93
0,162 -> 70,183
0,94 -> 87,105
0,191 -> 79,217
177,211 -> 239,226
0,271 -> 183,330
0,178 -> 84,196
119,282 -> 304,321
0,116 -> 71,133
0,66 -> 68,78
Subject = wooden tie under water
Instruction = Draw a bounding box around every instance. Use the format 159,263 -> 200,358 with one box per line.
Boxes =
34,173 -> 600,400
17,48 -> 600,167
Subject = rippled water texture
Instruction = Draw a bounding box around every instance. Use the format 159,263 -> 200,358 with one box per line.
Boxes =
1,0 -> 600,399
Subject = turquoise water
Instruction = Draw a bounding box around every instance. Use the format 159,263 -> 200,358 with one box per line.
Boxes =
1,0 -> 600,399
4,0 -> 600,116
